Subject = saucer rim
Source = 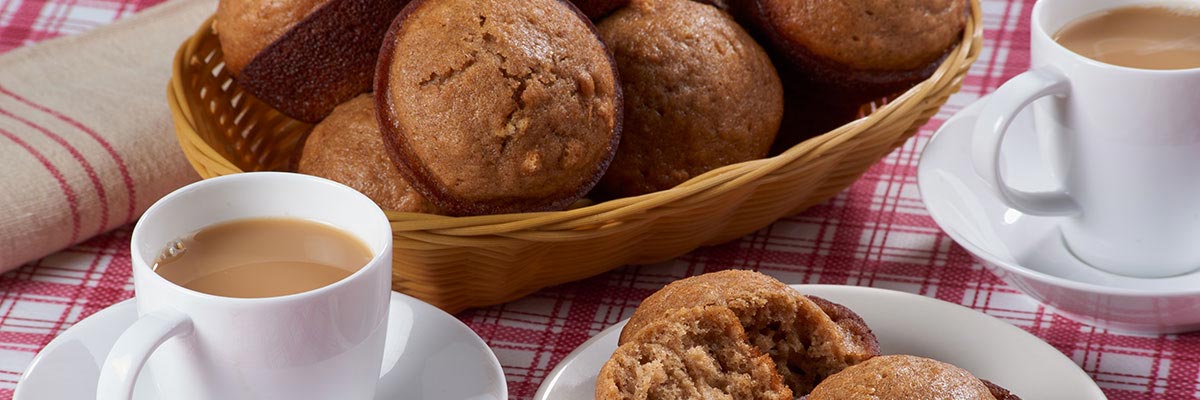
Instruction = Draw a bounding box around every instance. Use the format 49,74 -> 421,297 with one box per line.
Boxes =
14,292 -> 508,399
917,94 -> 1200,297
15,295 -> 133,399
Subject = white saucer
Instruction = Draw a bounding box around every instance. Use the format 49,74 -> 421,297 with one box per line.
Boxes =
919,95 -> 1200,333
533,284 -> 1103,399
15,292 -> 508,400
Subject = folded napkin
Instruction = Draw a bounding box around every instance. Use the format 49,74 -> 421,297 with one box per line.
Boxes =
0,0 -> 216,271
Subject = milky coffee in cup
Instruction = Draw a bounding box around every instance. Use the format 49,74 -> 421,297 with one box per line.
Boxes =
153,217 -> 372,298
1053,5 -> 1200,70
972,0 -> 1200,279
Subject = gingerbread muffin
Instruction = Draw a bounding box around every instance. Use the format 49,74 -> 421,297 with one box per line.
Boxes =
216,0 -> 328,76
621,270 -> 879,395
597,306 -> 792,400
217,0 -> 409,122
297,95 -> 439,214
767,91 -> 865,155
569,0 -> 630,20
375,0 -> 622,216
807,355 -> 1012,400
595,0 -> 783,197
729,0 -> 966,102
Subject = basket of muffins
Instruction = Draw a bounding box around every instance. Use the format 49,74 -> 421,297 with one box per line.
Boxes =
597,270 -> 1021,399
167,0 -> 983,312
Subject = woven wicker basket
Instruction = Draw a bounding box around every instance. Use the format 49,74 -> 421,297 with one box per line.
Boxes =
168,2 -> 982,312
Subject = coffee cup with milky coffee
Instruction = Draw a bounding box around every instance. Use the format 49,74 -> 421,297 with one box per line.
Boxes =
972,0 -> 1200,278
96,172 -> 393,400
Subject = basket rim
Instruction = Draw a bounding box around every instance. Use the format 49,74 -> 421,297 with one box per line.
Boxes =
167,0 -> 983,232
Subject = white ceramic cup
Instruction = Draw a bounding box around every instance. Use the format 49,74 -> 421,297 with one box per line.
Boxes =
96,172 -> 393,400
972,0 -> 1200,278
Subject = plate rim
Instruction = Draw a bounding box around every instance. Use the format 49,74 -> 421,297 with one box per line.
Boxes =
532,283 -> 1105,400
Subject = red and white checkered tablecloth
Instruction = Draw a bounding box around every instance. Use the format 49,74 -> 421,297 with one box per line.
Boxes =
0,0 -> 1196,399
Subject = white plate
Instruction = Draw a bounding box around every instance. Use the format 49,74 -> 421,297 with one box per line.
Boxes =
15,292 -> 507,400
918,95 -> 1200,333
533,284 -> 1104,399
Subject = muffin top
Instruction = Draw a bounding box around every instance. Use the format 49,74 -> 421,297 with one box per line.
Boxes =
759,0 -> 965,71
808,355 -> 997,400
297,95 -> 439,214
376,0 -> 621,216
216,0 -> 330,74
619,270 -> 878,360
595,0 -> 782,196
621,270 -> 805,344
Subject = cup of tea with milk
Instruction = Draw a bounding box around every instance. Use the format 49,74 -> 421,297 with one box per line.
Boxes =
96,172 -> 394,400
972,0 -> 1200,278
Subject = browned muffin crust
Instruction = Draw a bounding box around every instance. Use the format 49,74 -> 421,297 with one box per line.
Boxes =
620,270 -> 880,395
375,0 -> 622,216
597,306 -> 792,400
806,295 -> 881,357
216,0 -> 330,76
228,0 -> 409,122
730,0 -> 966,99
982,380 -> 1023,400
569,0 -> 630,20
595,0 -> 783,197
808,355 -> 997,400
297,95 -> 439,214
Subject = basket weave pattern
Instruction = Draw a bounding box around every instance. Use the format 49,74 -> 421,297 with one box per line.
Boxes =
168,3 -> 983,312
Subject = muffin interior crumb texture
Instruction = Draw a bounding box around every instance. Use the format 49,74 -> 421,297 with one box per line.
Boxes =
618,270 -> 879,396
739,297 -> 854,393
597,306 -> 792,400
381,0 -> 618,214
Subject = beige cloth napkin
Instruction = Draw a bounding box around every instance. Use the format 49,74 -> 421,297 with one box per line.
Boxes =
0,0 -> 216,271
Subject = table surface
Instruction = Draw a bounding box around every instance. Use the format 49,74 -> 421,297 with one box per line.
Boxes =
0,0 -> 1195,399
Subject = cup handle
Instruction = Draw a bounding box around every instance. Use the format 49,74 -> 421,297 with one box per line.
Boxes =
96,309 -> 192,400
972,67 -> 1080,216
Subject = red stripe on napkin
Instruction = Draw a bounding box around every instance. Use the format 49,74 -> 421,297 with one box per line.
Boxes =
0,107 -> 109,234
0,128 -> 80,243
0,85 -> 137,224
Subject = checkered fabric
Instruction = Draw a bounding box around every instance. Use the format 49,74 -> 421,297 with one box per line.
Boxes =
0,0 -> 1195,399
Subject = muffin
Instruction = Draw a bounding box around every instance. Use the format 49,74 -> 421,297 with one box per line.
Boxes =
216,0 -> 328,76
597,305 -> 792,400
216,0 -> 409,122
375,0 -> 622,216
621,270 -> 879,395
807,355 -> 1014,400
729,0 -> 966,102
570,0 -> 630,19
595,0 -> 783,197
767,91 -> 864,155
297,94 -> 439,214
